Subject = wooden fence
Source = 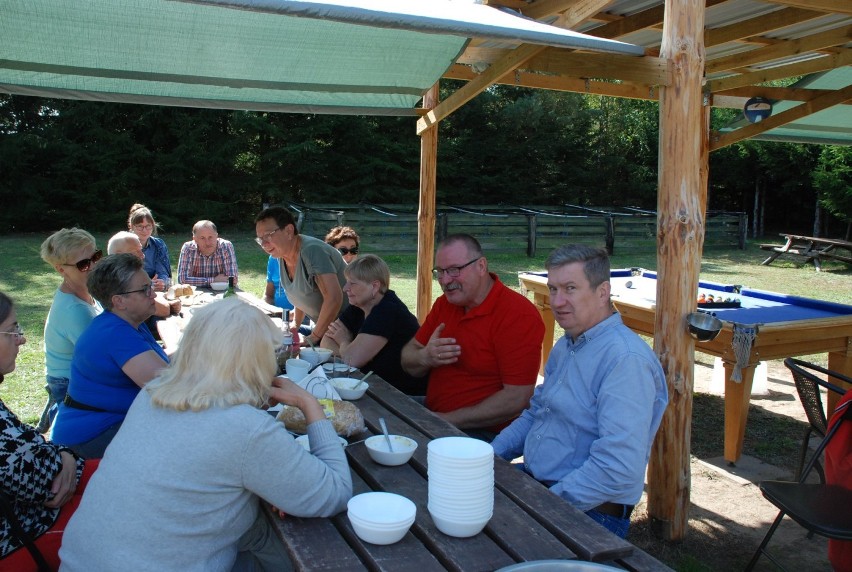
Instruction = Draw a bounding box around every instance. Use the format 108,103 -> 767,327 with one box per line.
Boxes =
288,203 -> 746,257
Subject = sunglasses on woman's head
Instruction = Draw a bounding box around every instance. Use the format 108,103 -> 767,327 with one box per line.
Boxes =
63,249 -> 103,272
337,246 -> 358,256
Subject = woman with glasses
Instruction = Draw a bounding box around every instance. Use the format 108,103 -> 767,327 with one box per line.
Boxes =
254,207 -> 348,347
38,228 -> 105,434
0,291 -> 99,571
51,254 -> 169,459
322,255 -> 427,396
59,298 -> 351,571
128,203 -> 172,292
324,226 -> 361,265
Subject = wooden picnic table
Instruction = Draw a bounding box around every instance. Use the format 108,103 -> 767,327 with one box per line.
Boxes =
759,234 -> 852,271
157,286 -> 284,352
265,372 -> 671,572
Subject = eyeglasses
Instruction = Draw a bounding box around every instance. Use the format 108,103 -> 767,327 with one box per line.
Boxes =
0,324 -> 24,342
255,228 -> 281,246
432,257 -> 481,279
62,250 -> 103,272
119,282 -> 154,297
337,246 -> 359,256
133,224 -> 154,232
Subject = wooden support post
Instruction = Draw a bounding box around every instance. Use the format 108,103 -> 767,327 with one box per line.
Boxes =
437,212 -> 448,243
647,0 -> 707,541
527,214 -> 537,257
416,83 -> 440,323
605,215 -> 615,255
738,213 -> 747,249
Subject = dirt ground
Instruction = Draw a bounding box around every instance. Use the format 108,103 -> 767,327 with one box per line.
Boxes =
628,357 -> 835,571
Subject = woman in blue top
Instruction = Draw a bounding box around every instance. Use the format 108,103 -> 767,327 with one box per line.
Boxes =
38,228 -> 104,433
128,203 -> 172,292
51,254 -> 169,459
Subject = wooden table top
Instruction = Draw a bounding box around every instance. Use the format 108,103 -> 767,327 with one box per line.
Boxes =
266,373 -> 671,572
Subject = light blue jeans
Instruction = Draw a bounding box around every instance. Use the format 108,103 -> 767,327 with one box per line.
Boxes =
585,509 -> 630,538
37,375 -> 69,433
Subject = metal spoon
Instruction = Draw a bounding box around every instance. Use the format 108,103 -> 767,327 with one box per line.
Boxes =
361,370 -> 375,384
379,417 -> 394,453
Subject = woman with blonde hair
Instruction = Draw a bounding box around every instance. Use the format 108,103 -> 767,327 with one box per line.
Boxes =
38,228 -> 104,433
128,203 -> 172,292
59,298 -> 352,571
322,254 -> 427,396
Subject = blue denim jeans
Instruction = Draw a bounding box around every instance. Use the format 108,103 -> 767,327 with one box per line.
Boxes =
37,375 -> 69,433
585,509 -> 630,538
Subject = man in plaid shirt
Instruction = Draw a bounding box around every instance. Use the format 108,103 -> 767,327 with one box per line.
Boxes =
177,220 -> 239,286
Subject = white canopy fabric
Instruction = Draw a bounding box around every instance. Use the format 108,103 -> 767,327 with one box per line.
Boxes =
0,0 -> 642,115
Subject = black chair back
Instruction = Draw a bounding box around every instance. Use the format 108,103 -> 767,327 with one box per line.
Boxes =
783,358 -> 848,482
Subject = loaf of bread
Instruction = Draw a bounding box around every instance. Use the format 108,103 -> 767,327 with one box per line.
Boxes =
277,400 -> 365,437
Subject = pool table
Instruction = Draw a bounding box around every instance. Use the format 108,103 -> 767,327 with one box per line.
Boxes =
519,268 -> 852,463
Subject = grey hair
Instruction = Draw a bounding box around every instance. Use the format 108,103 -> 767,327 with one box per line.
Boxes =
87,253 -> 144,311
438,233 -> 482,258
107,231 -> 141,255
192,220 -> 218,235
545,245 -> 610,288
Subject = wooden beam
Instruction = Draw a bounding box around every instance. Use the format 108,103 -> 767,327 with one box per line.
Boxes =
710,83 -> 852,150
416,83 -> 439,323
706,25 -> 852,74
588,0 -> 724,40
713,85 -> 836,102
705,7 -> 825,47
706,50 -> 852,92
529,49 -> 670,85
522,0 -> 596,21
416,43 -> 546,135
768,0 -> 852,15
647,0 -> 706,542
416,0 -> 614,135
443,63 -> 661,100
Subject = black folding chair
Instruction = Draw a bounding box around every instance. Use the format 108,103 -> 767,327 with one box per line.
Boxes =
744,400 -> 852,571
783,357 -> 849,483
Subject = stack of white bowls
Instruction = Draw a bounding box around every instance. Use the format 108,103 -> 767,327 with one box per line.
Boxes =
427,436 -> 494,537
347,492 -> 416,545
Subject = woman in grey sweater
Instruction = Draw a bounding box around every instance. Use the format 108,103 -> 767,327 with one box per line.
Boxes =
59,298 -> 352,571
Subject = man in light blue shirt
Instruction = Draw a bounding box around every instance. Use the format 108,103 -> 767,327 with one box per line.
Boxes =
492,244 -> 668,538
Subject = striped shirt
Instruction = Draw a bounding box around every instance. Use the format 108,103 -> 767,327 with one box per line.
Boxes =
176,238 -> 238,286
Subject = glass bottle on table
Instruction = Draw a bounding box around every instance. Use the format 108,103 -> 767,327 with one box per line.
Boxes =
223,276 -> 236,298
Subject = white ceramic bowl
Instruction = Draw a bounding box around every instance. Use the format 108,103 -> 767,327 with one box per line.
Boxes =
365,435 -> 418,466
330,377 -> 368,400
347,492 -> 416,545
210,281 -> 228,292
294,434 -> 348,450
300,347 -> 333,366
429,510 -> 491,538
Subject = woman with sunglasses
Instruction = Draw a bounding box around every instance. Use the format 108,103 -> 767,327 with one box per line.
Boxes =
324,225 -> 361,264
0,291 -> 99,571
128,203 -> 172,292
38,228 -> 105,434
51,254 -> 169,459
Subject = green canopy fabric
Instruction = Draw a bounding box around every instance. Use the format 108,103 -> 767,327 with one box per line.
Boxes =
0,0 -> 642,115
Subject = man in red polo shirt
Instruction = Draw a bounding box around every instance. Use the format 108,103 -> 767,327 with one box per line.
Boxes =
401,234 -> 544,441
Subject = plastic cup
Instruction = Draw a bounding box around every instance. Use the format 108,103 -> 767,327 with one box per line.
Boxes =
285,358 -> 311,381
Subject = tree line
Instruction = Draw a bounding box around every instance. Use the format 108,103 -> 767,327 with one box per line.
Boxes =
1,83 -> 849,238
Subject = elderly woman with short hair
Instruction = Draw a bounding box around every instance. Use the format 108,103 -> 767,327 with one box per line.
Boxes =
50,254 -> 169,459
322,254 -> 427,396
59,298 -> 352,571
38,228 -> 104,433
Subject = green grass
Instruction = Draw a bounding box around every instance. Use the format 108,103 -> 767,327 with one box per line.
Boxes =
1,232 -> 850,426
